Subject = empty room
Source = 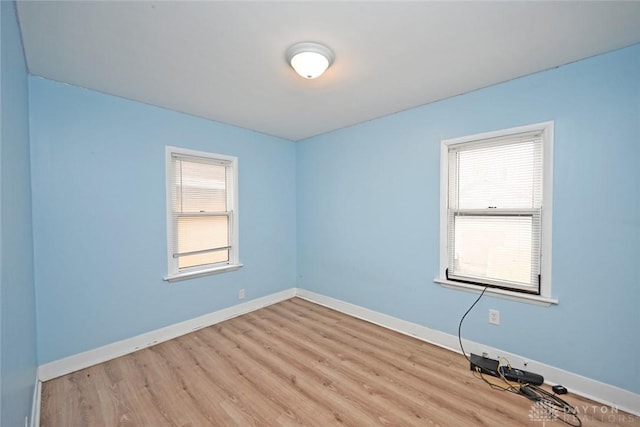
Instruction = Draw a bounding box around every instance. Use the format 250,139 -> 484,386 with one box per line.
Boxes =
1,1 -> 639,426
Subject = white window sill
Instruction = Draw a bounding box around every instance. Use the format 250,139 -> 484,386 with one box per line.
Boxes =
164,264 -> 243,283
434,278 -> 558,307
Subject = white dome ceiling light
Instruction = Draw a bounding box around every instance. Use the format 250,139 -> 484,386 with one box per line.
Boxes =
286,42 -> 335,79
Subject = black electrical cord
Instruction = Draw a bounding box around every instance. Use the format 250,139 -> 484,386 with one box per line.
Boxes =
457,286 -> 582,426
520,384 -> 582,427
457,285 -> 489,362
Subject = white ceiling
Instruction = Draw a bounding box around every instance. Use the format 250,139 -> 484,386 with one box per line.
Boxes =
16,1 -> 640,141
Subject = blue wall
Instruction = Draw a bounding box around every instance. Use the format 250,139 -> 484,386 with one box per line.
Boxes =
0,1 -> 38,425
297,45 -> 640,394
29,78 -> 297,364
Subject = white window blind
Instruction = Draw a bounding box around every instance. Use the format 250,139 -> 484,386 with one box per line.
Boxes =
447,131 -> 543,293
170,153 -> 232,270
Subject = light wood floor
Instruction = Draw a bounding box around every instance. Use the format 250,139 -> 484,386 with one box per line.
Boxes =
41,298 -> 639,426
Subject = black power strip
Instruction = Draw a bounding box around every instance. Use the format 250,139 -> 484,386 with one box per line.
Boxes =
469,353 -> 500,376
469,353 -> 544,385
499,366 -> 544,385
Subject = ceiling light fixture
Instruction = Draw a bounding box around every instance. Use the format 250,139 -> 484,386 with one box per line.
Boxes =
286,42 -> 334,79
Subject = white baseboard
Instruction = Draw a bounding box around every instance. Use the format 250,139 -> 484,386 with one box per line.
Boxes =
36,286 -> 640,418
38,288 -> 296,381
296,288 -> 640,417
30,375 -> 41,427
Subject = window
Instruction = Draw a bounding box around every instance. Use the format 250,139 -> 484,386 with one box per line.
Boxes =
437,122 -> 554,303
165,146 -> 241,282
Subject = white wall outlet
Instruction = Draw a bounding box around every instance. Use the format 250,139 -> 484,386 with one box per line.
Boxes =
238,288 -> 245,299
489,309 -> 500,325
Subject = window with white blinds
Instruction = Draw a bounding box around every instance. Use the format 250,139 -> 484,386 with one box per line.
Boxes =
165,147 -> 240,281
440,122 -> 553,296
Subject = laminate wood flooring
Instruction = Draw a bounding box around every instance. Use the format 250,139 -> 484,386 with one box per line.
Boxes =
41,298 -> 639,426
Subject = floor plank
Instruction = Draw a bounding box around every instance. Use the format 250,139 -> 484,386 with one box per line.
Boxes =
41,298 -> 639,426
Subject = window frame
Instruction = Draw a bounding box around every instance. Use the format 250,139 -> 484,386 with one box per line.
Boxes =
435,122 -> 557,305
164,146 -> 242,282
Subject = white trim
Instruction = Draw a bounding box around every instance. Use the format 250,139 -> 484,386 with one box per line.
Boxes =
439,121 -> 554,300
296,288 -> 640,417
30,376 -> 41,427
165,146 -> 240,281
38,288 -> 296,381
164,263 -> 243,282
434,278 -> 558,306
35,287 -> 639,417
540,121 -> 554,299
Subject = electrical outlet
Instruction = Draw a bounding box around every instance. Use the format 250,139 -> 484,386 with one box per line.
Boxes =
238,288 -> 245,299
489,309 -> 500,325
